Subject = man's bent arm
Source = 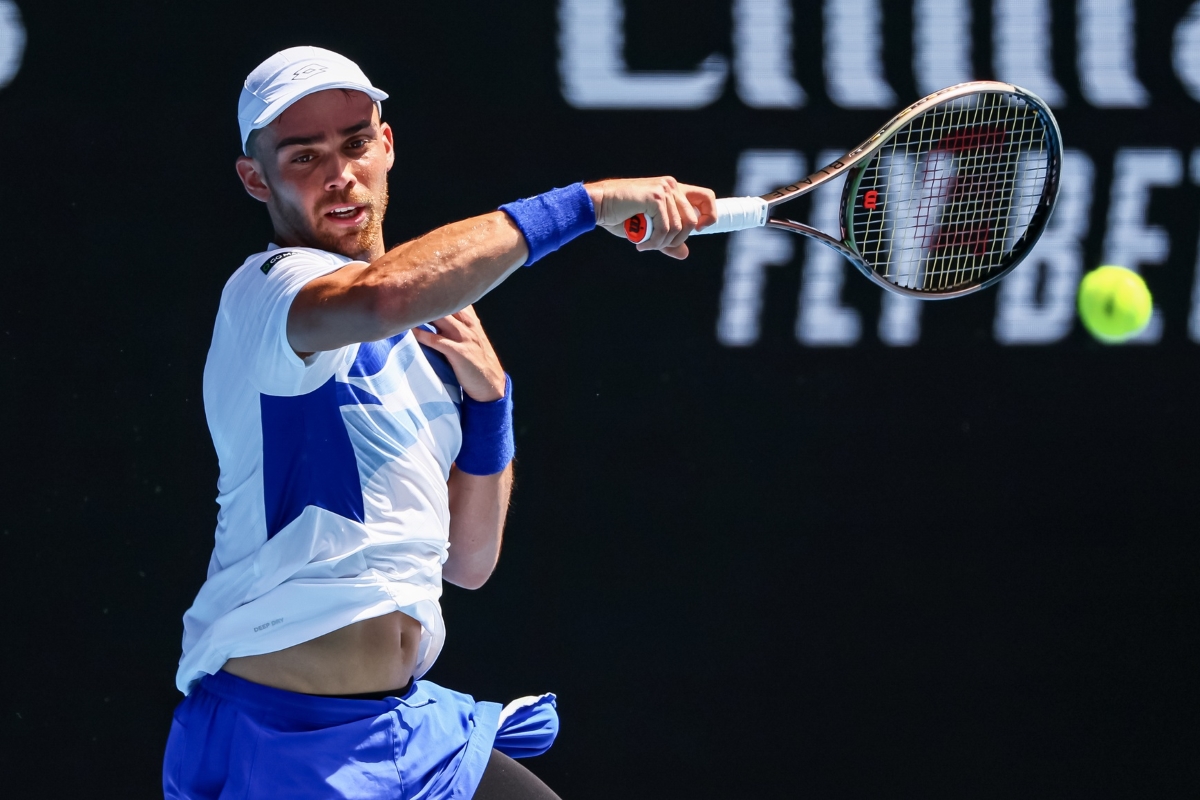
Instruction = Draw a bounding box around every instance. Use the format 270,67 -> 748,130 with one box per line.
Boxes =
444,463 -> 513,590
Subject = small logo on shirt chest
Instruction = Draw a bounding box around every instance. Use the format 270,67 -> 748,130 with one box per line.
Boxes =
261,251 -> 295,274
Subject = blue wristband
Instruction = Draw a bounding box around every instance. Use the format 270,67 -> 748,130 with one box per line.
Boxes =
499,183 -> 596,266
456,374 -> 515,476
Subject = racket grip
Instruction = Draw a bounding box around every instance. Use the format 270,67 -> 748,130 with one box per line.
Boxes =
623,196 -> 769,244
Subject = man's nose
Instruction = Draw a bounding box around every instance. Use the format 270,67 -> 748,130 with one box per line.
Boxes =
324,155 -> 357,192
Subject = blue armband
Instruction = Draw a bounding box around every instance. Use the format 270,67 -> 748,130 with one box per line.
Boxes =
456,374 -> 515,476
499,183 -> 596,266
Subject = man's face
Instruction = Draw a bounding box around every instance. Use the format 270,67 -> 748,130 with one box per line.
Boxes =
237,90 -> 395,260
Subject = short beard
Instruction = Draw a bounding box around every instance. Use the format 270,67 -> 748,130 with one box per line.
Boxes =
273,180 -> 390,260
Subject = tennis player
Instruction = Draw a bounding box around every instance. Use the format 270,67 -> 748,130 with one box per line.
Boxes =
162,46 -> 716,799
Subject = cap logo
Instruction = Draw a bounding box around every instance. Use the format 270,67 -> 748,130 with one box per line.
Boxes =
291,63 -> 328,81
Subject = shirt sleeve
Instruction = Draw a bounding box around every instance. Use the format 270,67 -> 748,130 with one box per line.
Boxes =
220,250 -> 356,397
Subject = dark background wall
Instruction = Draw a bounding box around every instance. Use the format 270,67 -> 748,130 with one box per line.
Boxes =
1,1 -> 1198,797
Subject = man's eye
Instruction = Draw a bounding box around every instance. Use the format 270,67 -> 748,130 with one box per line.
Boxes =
292,154 -> 314,164
349,139 -> 368,149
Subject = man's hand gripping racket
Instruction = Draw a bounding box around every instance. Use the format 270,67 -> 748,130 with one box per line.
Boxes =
623,81 -> 1063,299
591,177 -> 719,260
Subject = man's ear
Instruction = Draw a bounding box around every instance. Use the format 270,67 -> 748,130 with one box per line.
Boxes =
235,156 -> 271,203
381,122 -> 395,172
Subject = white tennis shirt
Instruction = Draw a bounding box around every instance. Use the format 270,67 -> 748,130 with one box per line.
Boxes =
177,245 -> 463,694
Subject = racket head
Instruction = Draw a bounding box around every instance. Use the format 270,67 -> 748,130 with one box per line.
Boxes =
837,83 -> 1062,299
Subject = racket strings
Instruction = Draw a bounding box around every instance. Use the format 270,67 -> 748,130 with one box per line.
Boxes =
852,91 -> 1052,292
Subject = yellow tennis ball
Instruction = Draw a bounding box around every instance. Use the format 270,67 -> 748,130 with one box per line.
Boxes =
1077,266 -> 1153,344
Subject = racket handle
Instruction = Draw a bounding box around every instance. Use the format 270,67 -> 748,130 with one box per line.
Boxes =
623,196 -> 769,244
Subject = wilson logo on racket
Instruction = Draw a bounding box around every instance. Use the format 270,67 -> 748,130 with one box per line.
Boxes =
863,190 -> 879,210
624,214 -> 650,244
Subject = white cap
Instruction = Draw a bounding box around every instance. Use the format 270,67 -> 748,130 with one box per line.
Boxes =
238,46 -> 389,155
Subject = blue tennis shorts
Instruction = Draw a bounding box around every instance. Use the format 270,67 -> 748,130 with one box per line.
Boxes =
163,671 -> 558,799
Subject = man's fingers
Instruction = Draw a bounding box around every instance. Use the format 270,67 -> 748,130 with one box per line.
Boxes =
683,185 -> 719,229
677,190 -> 700,229
651,193 -> 684,252
412,326 -> 461,355
424,314 -> 468,340
636,195 -> 669,252
661,242 -> 690,260
411,326 -> 442,346
451,305 -> 479,326
664,190 -> 699,250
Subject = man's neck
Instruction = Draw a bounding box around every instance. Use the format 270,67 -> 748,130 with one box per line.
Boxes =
273,230 -> 383,262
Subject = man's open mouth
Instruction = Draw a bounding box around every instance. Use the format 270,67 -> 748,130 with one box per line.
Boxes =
325,205 -> 367,223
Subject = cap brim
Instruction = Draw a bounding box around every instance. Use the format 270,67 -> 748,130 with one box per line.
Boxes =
248,82 -> 390,133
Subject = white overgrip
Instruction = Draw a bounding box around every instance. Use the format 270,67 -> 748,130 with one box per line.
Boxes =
625,196 -> 769,244
695,196 -> 770,235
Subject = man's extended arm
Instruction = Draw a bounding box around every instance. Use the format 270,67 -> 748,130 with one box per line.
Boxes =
286,178 -> 717,355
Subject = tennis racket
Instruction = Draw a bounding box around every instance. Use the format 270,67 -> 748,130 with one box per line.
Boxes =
624,81 -> 1062,299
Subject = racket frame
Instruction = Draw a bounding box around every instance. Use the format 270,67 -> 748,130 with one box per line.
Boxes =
758,81 -> 1063,299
